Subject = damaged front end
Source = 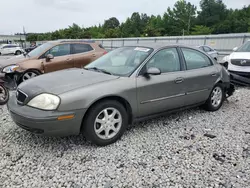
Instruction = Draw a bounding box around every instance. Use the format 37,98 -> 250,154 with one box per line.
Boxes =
229,71 -> 250,86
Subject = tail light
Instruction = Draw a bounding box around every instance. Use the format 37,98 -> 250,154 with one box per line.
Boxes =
103,51 -> 108,55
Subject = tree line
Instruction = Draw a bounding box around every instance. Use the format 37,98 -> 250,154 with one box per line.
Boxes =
26,0 -> 250,41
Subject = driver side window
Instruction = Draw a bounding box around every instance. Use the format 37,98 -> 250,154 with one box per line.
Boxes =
146,48 -> 180,73
44,44 -> 70,58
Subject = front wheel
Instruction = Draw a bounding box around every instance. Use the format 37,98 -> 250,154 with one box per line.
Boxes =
20,70 -> 41,83
0,84 -> 9,105
203,83 -> 225,111
83,100 -> 128,146
15,50 -> 22,55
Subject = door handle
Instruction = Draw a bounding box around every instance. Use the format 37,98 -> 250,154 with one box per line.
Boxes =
92,54 -> 96,57
211,72 -> 217,77
175,77 -> 184,84
66,58 -> 72,62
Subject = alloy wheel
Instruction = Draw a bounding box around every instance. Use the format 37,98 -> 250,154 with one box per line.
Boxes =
0,85 -> 7,101
94,108 -> 122,140
22,72 -> 38,82
211,86 -> 223,108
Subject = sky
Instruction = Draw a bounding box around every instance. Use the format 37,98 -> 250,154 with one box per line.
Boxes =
0,0 -> 249,35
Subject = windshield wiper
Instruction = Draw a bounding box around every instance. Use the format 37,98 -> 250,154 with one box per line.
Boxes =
85,67 -> 113,75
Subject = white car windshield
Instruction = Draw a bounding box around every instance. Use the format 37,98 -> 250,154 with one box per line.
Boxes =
237,41 -> 250,52
27,42 -> 53,58
85,47 -> 153,76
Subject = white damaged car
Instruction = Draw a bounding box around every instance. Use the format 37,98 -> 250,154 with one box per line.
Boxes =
222,40 -> 250,85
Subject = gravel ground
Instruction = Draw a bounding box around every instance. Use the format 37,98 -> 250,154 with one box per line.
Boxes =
0,88 -> 250,188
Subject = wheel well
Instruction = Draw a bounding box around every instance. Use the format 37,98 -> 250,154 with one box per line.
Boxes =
81,96 -> 133,130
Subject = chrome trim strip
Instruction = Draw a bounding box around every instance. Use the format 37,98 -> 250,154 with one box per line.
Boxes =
186,89 -> 209,95
141,93 -> 185,104
141,88 -> 209,104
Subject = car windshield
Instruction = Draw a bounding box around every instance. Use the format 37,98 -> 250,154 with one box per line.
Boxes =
85,46 -> 153,76
237,41 -> 250,52
27,42 -> 53,58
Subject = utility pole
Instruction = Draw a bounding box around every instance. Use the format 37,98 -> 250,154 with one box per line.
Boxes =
187,6 -> 191,35
23,26 -> 26,48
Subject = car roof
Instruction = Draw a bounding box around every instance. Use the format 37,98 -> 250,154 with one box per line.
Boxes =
124,43 -> 201,50
47,39 -> 97,45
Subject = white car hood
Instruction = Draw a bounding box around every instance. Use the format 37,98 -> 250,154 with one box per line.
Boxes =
230,52 -> 250,60
228,52 -> 250,73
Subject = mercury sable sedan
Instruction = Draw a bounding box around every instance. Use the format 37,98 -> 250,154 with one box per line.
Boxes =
8,44 -> 235,146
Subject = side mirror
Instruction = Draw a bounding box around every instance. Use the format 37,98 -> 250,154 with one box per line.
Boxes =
46,54 -> 54,62
233,47 -> 238,52
146,67 -> 161,75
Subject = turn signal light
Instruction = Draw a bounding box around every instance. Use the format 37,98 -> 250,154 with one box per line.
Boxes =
57,115 -> 75,121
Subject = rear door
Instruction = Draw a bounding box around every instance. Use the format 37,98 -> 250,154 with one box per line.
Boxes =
42,44 -> 74,73
71,43 -> 96,68
136,47 -> 187,117
180,47 -> 220,106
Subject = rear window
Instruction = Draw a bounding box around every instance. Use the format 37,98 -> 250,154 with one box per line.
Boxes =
72,44 -> 93,54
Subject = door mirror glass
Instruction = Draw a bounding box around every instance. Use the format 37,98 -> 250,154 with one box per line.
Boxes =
233,47 -> 238,52
46,54 -> 54,62
146,67 -> 161,75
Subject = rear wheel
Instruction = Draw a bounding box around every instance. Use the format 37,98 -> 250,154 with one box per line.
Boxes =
203,83 -> 225,111
83,100 -> 128,146
0,84 -> 9,105
15,50 -> 22,55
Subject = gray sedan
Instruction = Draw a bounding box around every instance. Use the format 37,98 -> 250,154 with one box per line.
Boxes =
7,44 -> 235,146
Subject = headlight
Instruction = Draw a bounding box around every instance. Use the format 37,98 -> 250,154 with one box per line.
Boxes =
222,55 -> 230,63
2,65 -> 19,73
27,93 -> 60,110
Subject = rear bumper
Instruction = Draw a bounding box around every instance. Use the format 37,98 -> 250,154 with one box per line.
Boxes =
225,82 -> 235,98
229,71 -> 250,86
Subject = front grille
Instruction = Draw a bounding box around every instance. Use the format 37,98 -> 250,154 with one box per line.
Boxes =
231,59 -> 250,66
16,90 -> 28,104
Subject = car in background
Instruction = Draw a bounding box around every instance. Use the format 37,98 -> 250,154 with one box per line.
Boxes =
1,40 -> 107,84
221,40 -> 250,85
0,44 -> 24,55
24,44 -> 41,53
198,45 -> 218,61
8,44 -> 234,146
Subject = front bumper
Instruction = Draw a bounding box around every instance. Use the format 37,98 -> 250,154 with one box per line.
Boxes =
229,71 -> 250,86
7,95 -> 87,136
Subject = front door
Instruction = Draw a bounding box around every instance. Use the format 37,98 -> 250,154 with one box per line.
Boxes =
180,47 -> 220,106
43,44 -> 74,73
136,47 -> 187,117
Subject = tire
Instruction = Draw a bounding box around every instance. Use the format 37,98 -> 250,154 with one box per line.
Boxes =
15,50 -> 22,55
203,83 -> 225,111
20,70 -> 41,83
0,84 -> 9,105
83,100 -> 128,146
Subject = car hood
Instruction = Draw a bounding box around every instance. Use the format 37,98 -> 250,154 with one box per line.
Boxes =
18,68 -> 119,96
0,55 -> 29,69
230,52 -> 250,60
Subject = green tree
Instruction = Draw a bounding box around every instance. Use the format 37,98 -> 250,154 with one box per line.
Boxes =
103,17 -> 120,30
191,25 -> 213,35
196,0 -> 228,27
167,0 -> 196,35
